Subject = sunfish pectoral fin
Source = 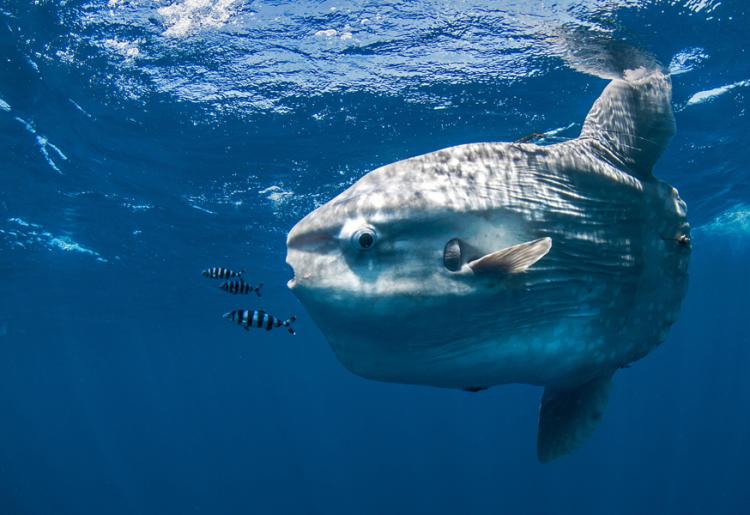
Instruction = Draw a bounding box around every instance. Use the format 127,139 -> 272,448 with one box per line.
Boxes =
536,372 -> 614,464
466,237 -> 551,276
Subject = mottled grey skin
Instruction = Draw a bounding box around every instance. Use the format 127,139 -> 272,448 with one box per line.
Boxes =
286,69 -> 690,461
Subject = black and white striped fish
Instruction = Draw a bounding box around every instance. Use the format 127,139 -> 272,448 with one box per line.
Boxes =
223,310 -> 296,335
220,279 -> 263,296
202,267 -> 244,280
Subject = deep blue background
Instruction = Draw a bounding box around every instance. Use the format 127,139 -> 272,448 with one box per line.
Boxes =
0,1 -> 748,514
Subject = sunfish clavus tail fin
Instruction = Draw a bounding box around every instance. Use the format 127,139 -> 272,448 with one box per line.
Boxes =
537,373 -> 614,463
579,68 -> 674,178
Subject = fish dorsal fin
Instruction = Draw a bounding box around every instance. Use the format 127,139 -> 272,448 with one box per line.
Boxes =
579,68 -> 675,178
537,373 -> 614,463
467,237 -> 551,275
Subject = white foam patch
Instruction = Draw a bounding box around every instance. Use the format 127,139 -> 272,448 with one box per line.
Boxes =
25,56 -> 39,73
544,122 -> 576,137
698,205 -> 750,237
313,26 -> 354,41
8,217 -> 40,228
259,185 -> 294,205
4,218 -> 108,262
124,203 -> 153,212
103,38 -> 141,59
68,98 -> 93,118
683,0 -> 722,14
36,135 -> 67,174
14,116 -> 67,174
687,79 -> 750,106
315,29 -> 337,38
668,47 -> 709,75
190,203 -> 217,214
48,236 -> 107,261
157,0 -> 240,38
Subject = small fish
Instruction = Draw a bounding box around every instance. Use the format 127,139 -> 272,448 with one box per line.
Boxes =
202,267 -> 244,279
220,279 -> 263,296
223,310 -> 296,335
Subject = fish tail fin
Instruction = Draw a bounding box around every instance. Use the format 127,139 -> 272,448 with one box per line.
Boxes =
284,315 -> 296,335
255,283 -> 263,297
579,68 -> 674,178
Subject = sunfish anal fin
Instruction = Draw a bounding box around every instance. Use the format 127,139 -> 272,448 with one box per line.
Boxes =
537,372 -> 614,464
466,237 -> 551,276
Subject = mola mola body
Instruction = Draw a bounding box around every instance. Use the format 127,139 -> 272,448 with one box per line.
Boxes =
286,68 -> 690,462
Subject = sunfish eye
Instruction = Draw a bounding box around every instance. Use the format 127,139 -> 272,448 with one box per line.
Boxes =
443,238 -> 462,272
351,226 -> 377,251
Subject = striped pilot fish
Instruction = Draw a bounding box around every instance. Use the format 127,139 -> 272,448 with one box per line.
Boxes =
201,267 -> 244,280
223,310 -> 296,335
219,279 -> 263,296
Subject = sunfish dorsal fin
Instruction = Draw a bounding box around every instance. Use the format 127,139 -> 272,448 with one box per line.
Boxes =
537,373 -> 614,463
467,237 -> 551,275
579,68 -> 674,178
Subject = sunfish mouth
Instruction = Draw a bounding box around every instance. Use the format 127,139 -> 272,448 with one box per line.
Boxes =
285,257 -> 301,290
287,269 -> 314,291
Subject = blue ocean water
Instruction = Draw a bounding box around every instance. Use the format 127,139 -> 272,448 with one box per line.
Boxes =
0,1 -> 748,513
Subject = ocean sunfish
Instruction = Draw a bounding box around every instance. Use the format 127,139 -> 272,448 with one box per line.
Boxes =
285,68 -> 690,462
